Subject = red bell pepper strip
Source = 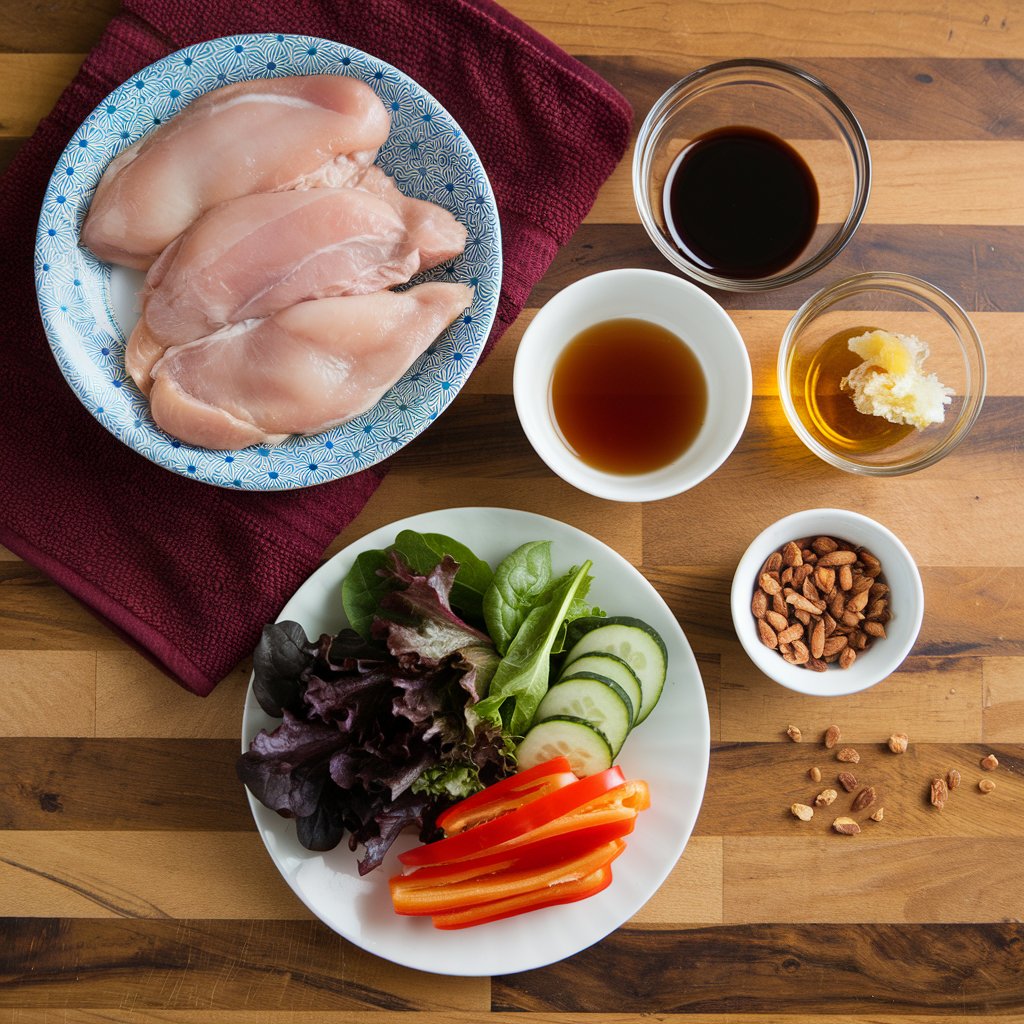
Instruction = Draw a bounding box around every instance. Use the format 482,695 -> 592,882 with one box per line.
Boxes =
436,756 -> 577,835
391,817 -> 638,893
399,766 -> 626,868
390,839 -> 626,917
430,865 -> 615,930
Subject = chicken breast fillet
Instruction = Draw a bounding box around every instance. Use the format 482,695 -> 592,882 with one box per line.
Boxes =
81,75 -> 390,269
126,187 -> 467,393
148,282 -> 473,450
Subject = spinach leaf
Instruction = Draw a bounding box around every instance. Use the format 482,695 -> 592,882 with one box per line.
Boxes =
341,548 -> 394,639
474,560 -> 594,737
483,540 -> 554,655
391,530 -> 493,624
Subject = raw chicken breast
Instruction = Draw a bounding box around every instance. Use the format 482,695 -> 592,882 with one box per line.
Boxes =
126,188 -> 467,392
81,75 -> 390,269
148,282 -> 473,450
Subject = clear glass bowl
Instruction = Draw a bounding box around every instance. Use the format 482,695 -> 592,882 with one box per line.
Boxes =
632,59 -> 871,292
778,272 -> 986,475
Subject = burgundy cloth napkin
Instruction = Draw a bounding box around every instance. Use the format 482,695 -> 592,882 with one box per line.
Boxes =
0,0 -> 631,695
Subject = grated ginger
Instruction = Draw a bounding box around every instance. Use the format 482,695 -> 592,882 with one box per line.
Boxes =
841,329 -> 953,430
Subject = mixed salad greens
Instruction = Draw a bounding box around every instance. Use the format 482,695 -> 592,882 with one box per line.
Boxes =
238,530 -> 664,874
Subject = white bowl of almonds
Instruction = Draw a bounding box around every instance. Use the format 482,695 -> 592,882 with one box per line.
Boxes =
730,508 -> 924,696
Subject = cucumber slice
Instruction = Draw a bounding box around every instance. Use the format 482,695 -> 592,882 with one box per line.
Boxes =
535,675 -> 633,755
558,652 -> 643,720
516,716 -> 613,777
563,617 -> 667,725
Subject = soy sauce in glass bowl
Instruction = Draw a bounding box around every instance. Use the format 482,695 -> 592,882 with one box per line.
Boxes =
633,60 -> 871,293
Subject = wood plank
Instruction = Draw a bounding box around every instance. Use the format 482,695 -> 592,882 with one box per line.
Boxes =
589,140 -> 1024,225
0,651 -> 95,736
697,741 -> 1022,837
983,656 -> 1024,741
718,655 -> 985,744
0,831 -> 302,918
646,566 -> 1024,660
0,0 -> 117,55
466,309 -> 1023,398
0,739 -> 248,832
0,53 -> 84,137
95,650 -> 249,738
723,837 -> 1024,923
500,2 -> 1024,60
627,838 -> 722,926
537,224 -> 1024,312
492,923 -> 1024,1012
583,56 -> 1024,142
0,1016 -> 1019,1024
0,918 -> 488,1010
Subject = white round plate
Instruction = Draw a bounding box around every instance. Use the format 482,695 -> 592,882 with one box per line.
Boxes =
241,507 -> 710,975
35,34 -> 502,490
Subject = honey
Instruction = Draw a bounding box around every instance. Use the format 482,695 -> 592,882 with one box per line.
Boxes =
550,318 -> 707,475
796,326 -> 913,454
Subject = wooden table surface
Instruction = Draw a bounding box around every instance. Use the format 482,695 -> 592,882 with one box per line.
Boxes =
3,1 -> 1023,1020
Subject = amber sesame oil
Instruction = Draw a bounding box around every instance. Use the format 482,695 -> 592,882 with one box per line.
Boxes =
795,326 -> 913,454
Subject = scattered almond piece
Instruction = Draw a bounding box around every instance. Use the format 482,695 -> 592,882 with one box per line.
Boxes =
947,769 -> 961,790
888,732 -> 909,754
979,778 -> 996,794
837,771 -> 858,792
815,788 -> 838,807
851,786 -> 877,812
786,725 -> 802,742
832,816 -> 861,835
791,803 -> 814,821
809,766 -> 822,782
870,807 -> 885,822
836,747 -> 860,764
981,754 -> 999,771
931,776 -> 949,811
824,725 -> 841,749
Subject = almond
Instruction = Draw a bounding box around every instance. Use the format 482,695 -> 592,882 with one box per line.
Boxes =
790,640 -> 810,664
851,786 -> 877,812
839,647 -> 857,670
847,589 -> 870,614
888,732 -> 909,754
791,803 -> 814,821
837,770 -> 858,792
822,635 -> 848,657
760,573 -> 782,595
809,766 -> 822,782
763,551 -> 783,575
817,549 -> 857,567
812,536 -> 839,555
777,623 -> 805,644
814,566 -> 836,593
752,590 -> 769,619
781,541 -> 803,567
832,816 -> 861,835
765,610 -> 789,632
836,747 -> 860,764
863,620 -> 887,639
839,563 -> 854,591
824,725 -> 842,749
811,618 -> 825,659
757,619 -> 778,649
806,657 -> 828,672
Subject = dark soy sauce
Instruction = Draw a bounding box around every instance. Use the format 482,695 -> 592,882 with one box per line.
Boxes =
550,318 -> 707,475
663,125 -> 819,279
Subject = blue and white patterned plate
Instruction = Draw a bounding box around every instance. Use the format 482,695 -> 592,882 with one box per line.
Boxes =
35,34 -> 502,490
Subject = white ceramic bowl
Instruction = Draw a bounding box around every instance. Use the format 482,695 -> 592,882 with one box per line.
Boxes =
730,508 -> 924,696
513,268 -> 751,501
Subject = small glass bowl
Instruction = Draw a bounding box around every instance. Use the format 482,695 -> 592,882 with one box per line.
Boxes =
632,59 -> 871,292
778,272 -> 986,475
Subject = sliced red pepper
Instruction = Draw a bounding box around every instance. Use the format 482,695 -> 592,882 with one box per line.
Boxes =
399,765 -> 626,868
436,757 -> 576,835
430,865 -> 615,930
391,817 -> 637,892
391,839 -> 625,917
